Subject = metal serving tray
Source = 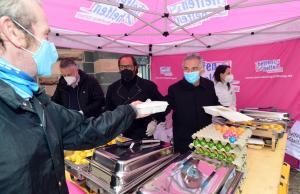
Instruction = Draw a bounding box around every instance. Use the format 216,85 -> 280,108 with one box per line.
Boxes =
65,159 -> 88,181
82,153 -> 181,194
90,153 -> 174,186
136,154 -> 239,194
92,142 -> 173,173
240,108 -> 290,122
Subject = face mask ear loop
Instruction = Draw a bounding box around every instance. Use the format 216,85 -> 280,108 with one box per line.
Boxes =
20,47 -> 34,55
11,19 -> 42,44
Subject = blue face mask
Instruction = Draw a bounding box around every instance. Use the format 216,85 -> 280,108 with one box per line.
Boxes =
12,19 -> 58,77
184,71 -> 200,84
32,40 -> 58,77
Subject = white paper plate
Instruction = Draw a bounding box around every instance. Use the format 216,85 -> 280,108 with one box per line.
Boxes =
136,101 -> 169,115
203,106 -> 254,122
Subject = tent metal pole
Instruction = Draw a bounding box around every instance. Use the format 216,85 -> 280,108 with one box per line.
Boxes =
105,45 -> 148,48
212,16 -> 300,48
212,31 -> 300,36
149,55 -> 152,80
170,0 -> 247,33
152,38 -> 196,55
101,35 -> 148,54
171,6 -> 226,17
58,36 -> 98,49
89,0 -> 162,16
175,45 -> 211,48
154,46 -> 206,55
99,17 -> 162,48
152,31 -> 213,55
164,0 -> 168,32
254,16 -> 300,33
167,17 -> 207,47
57,32 -> 190,37
256,31 -> 300,35
123,8 -> 163,34
170,0 -> 297,17
236,0 -> 299,9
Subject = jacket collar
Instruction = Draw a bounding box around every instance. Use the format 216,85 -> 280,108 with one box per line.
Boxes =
58,69 -> 87,88
0,79 -> 51,111
121,75 -> 138,87
0,79 -> 24,110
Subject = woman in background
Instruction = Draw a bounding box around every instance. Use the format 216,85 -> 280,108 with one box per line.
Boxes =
213,65 -> 236,110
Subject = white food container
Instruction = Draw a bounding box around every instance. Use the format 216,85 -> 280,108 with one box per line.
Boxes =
136,101 -> 169,115
203,106 -> 254,122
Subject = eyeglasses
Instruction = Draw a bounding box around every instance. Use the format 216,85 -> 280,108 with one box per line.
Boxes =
119,65 -> 135,70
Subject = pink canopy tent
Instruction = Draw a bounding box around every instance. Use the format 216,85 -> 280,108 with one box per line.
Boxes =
44,0 -> 300,168
44,0 -> 300,56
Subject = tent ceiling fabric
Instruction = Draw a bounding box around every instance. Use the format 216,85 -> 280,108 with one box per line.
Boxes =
44,0 -> 300,55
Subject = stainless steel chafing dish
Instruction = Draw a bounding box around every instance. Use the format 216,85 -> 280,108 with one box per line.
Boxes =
224,108 -> 291,150
136,154 -> 244,194
65,159 -> 88,181
240,108 -> 290,123
91,141 -> 173,173
82,141 -> 178,194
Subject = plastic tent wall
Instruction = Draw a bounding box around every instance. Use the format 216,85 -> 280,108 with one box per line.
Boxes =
44,0 -> 300,56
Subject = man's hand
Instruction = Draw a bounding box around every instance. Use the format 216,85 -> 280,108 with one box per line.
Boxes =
146,120 -> 158,136
130,101 -> 150,119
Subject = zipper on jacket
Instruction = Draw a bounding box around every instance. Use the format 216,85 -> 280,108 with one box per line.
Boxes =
76,87 -> 82,111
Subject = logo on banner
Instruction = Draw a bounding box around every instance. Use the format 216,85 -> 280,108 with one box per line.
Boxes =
255,59 -> 283,73
75,1 -> 148,26
160,66 -> 173,77
155,66 -> 177,80
167,0 -> 228,29
203,60 -> 232,80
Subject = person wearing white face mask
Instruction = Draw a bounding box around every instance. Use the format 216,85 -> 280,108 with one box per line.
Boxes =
0,1 -> 149,193
52,58 -> 105,117
213,65 -> 236,110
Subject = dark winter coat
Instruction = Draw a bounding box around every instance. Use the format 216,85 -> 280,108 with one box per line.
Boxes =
0,80 -> 136,194
167,77 -> 220,153
106,76 -> 165,140
52,70 -> 105,117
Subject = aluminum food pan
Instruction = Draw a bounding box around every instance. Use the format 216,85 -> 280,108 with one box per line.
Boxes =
137,154 -> 238,194
240,109 -> 290,121
90,153 -> 175,186
92,142 -> 173,173
82,153 -> 180,194
65,159 -> 88,181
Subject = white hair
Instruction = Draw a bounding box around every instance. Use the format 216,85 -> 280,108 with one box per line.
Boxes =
0,0 -> 41,48
184,53 -> 203,63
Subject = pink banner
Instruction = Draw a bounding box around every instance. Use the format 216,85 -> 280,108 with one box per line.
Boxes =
151,38 -> 300,119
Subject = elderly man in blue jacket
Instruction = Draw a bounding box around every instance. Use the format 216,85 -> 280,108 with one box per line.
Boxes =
0,0 -> 146,193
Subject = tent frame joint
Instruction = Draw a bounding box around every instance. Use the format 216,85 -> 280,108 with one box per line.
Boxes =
225,5 -> 230,10
162,13 -> 169,18
162,31 -> 170,37
118,3 -> 124,9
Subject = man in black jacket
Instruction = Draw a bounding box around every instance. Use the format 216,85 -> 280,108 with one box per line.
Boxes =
0,1 -> 147,194
52,58 -> 105,117
106,55 -> 166,140
167,53 -> 220,154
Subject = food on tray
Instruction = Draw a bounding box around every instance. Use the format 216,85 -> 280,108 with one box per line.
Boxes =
65,150 -> 93,165
64,136 -> 130,165
105,136 -> 129,145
